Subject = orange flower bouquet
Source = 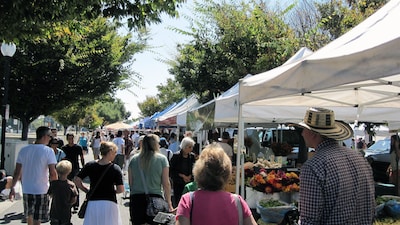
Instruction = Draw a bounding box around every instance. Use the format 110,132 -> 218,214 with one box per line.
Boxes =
247,169 -> 299,194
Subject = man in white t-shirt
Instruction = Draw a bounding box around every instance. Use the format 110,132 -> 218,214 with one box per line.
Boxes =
9,126 -> 58,225
131,130 -> 140,148
217,131 -> 233,160
159,137 -> 173,161
113,130 -> 125,169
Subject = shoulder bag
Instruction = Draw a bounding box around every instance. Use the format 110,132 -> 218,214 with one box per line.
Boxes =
78,163 -> 113,219
137,157 -> 175,224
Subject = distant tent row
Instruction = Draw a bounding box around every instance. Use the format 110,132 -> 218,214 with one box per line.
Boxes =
138,94 -> 200,130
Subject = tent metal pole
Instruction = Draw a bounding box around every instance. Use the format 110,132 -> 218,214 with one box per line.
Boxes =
236,103 -> 244,196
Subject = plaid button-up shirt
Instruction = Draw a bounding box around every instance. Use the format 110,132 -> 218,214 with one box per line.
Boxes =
299,139 -> 375,225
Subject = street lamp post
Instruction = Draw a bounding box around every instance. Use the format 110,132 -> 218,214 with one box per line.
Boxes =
0,42 -> 16,169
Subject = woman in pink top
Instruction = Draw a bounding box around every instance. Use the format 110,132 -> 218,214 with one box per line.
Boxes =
176,143 -> 257,225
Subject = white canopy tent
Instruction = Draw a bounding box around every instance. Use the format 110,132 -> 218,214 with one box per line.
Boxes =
157,94 -> 200,127
235,0 -> 400,194
214,48 -> 313,126
240,0 -> 400,106
238,0 -> 400,124
214,74 -> 252,126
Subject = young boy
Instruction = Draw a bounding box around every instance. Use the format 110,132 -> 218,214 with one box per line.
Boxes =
48,160 -> 78,225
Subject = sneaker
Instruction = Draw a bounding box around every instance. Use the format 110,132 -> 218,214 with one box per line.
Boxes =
72,206 -> 78,214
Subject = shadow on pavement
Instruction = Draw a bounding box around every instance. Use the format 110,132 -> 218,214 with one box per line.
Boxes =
0,212 -> 24,224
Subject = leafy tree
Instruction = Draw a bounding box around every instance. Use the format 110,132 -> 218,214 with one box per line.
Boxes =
52,103 -> 87,135
316,0 -> 387,40
0,0 -> 186,42
156,79 -> 186,109
52,97 -> 129,132
138,96 -> 163,117
96,99 -> 129,126
170,0 -> 299,103
136,78 -> 184,118
286,0 -> 331,50
1,18 -> 144,140
286,0 -> 387,51
0,0 -> 187,140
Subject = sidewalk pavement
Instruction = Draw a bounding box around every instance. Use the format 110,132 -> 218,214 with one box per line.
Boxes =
0,149 -> 132,225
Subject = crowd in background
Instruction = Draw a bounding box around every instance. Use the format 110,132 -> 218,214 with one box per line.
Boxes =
1,126 -> 249,225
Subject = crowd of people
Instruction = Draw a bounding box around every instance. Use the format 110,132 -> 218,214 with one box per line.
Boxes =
3,106 -> 393,225
2,125 -> 254,225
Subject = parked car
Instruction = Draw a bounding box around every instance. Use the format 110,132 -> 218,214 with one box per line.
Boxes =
365,138 -> 391,183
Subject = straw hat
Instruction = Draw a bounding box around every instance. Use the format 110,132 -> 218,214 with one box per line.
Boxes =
295,107 -> 353,141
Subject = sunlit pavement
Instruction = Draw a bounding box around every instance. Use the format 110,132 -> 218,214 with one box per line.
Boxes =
0,136 -> 132,225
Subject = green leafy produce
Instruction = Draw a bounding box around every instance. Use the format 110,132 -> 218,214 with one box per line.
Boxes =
259,199 -> 286,208
376,196 -> 400,205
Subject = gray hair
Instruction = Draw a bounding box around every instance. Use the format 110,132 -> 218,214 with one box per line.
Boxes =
180,137 -> 195,150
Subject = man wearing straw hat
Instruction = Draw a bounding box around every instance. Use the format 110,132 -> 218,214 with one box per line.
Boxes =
292,107 -> 375,225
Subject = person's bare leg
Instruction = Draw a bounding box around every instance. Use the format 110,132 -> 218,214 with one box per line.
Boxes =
27,215 -> 34,225
5,176 -> 13,189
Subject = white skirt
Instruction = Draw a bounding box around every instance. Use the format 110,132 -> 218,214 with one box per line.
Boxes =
83,200 -> 122,225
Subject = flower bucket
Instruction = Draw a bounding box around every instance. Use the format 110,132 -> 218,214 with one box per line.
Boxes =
292,192 -> 299,202
255,193 -> 280,213
245,187 -> 280,209
245,187 -> 258,208
256,203 -> 294,223
279,192 -> 292,204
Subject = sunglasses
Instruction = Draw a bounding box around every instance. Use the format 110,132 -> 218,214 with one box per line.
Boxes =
51,142 -> 58,145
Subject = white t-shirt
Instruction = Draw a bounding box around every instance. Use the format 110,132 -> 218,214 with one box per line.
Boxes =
217,142 -> 233,157
17,144 -> 57,194
132,133 -> 140,145
160,147 -> 173,161
113,137 -> 125,155
92,137 -> 103,148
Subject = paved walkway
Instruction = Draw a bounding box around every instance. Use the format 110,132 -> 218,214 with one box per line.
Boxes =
0,148 -> 132,225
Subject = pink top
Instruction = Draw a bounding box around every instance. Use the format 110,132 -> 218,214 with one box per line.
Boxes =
176,190 -> 253,225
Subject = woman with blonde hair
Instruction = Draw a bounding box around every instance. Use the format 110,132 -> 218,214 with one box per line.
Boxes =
75,142 -> 124,225
176,143 -> 257,225
128,134 -> 173,225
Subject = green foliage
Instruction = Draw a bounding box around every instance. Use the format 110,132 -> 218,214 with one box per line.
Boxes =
0,17 -> 144,139
97,99 -> 129,125
259,199 -> 286,208
0,0 -> 186,42
52,104 -> 86,132
52,97 -> 129,130
316,0 -> 388,40
156,78 -> 186,109
170,0 -> 299,103
137,96 -> 163,117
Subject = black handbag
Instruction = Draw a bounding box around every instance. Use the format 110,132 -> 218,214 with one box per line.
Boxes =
137,157 -> 170,218
77,199 -> 88,219
78,163 -> 113,219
